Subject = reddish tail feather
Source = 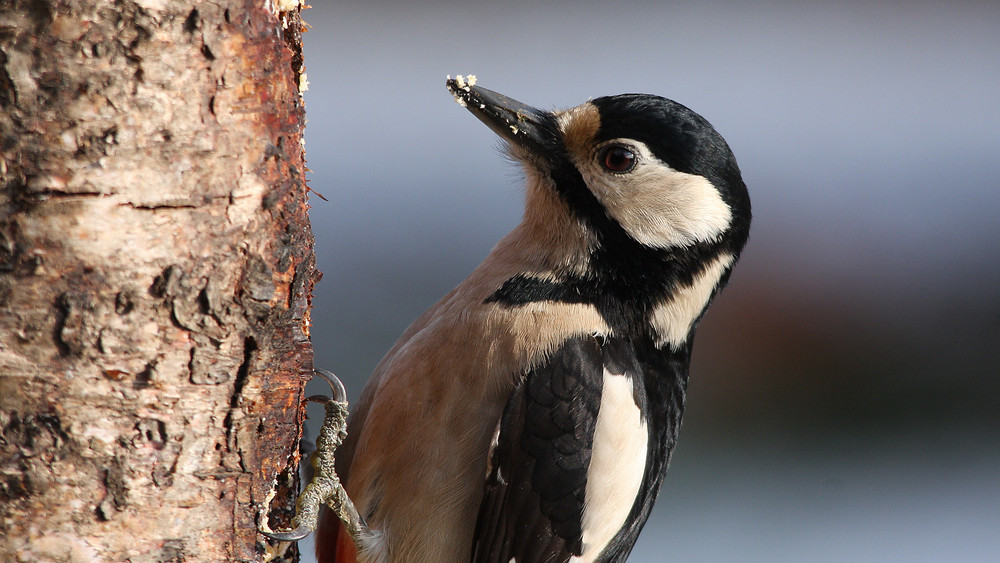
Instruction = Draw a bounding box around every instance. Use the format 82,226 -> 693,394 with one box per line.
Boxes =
315,507 -> 358,563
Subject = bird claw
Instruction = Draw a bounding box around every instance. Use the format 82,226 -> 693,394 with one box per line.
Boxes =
260,368 -> 369,544
312,367 -> 347,403
261,523 -> 313,542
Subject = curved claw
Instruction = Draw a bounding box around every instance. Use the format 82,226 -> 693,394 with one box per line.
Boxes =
261,523 -> 313,542
313,368 -> 347,403
261,367 -> 363,545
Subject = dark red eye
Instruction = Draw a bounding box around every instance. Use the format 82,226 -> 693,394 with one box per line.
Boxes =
601,145 -> 637,173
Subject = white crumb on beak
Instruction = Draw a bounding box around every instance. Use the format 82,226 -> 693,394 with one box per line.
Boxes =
446,76 -> 469,107
454,74 -> 475,92
510,125 -> 519,134
447,74 -> 479,105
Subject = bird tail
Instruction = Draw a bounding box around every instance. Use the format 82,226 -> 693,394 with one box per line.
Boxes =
316,506 -> 358,563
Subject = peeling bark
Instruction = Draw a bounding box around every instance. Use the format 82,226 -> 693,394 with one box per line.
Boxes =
0,1 -> 316,562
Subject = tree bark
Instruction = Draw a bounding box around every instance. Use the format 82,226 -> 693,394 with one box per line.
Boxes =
0,1 -> 315,561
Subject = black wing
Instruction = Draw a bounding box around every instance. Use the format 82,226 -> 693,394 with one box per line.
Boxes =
472,336 -> 604,563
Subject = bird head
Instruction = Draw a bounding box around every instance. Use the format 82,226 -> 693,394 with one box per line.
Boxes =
447,77 -> 751,348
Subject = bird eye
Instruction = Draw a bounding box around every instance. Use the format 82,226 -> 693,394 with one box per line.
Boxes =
600,145 -> 637,173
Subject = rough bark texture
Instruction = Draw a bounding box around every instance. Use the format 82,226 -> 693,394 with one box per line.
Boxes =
0,1 -> 315,561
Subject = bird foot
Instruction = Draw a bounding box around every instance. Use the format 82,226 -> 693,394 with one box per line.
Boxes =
260,369 -> 370,543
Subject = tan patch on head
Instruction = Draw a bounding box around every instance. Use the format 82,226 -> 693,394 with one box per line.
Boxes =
557,102 -> 601,158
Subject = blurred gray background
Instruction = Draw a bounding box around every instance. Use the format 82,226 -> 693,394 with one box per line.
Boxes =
297,1 -> 1000,561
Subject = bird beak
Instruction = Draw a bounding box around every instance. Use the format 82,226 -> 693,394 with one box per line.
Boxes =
446,77 -> 562,164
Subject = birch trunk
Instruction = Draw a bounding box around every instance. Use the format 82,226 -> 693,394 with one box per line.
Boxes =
0,1 -> 315,561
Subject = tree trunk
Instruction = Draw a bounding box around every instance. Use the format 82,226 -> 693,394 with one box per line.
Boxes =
0,1 -> 315,561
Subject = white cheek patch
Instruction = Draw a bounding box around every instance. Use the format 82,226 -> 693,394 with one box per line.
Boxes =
650,253 -> 734,349
573,370 -> 648,562
582,142 -> 733,249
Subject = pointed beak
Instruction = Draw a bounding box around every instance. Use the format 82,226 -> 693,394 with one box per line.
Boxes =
446,77 -> 562,165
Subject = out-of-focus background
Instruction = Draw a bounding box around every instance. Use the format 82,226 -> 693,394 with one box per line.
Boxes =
297,1 -> 999,561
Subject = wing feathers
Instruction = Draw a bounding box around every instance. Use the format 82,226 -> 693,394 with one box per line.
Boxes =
472,336 -> 605,563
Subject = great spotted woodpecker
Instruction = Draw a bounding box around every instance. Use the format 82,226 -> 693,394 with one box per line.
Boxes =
302,77 -> 750,562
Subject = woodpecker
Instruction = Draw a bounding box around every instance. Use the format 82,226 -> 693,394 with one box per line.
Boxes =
315,77 -> 751,563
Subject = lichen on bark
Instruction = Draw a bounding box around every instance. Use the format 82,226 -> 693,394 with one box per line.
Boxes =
0,1 -> 316,561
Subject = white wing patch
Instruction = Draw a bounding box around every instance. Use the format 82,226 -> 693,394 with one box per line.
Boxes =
650,253 -> 734,349
484,418 -> 502,479
572,369 -> 648,562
